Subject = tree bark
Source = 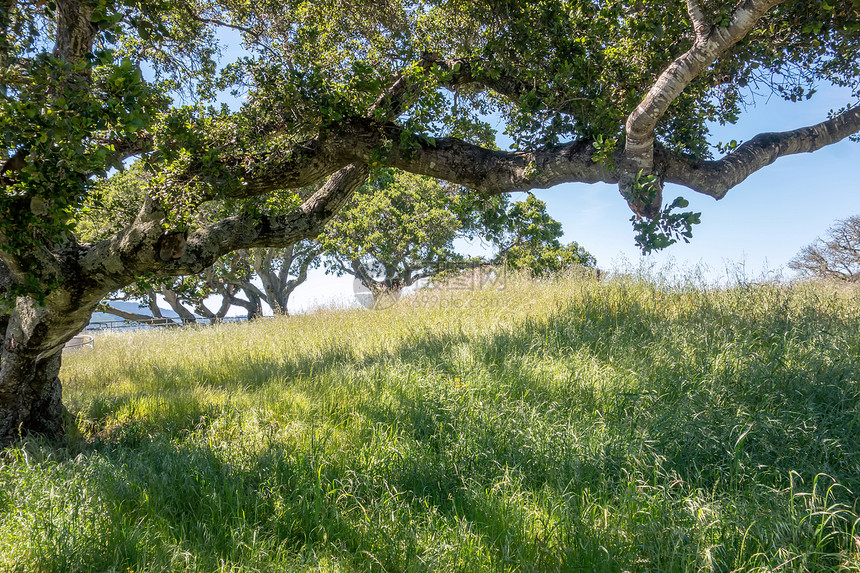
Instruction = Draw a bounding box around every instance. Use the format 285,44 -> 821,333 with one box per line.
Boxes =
160,287 -> 198,324
0,292 -> 98,444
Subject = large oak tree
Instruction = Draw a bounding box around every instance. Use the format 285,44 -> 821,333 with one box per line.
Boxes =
1,0 -> 859,444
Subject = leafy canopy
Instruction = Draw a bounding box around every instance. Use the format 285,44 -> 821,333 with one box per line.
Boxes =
2,0 -> 859,269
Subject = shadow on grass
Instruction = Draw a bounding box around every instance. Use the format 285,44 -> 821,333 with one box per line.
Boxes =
40,287 -> 860,571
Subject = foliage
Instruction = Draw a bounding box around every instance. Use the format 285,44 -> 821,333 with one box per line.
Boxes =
321,169 -> 479,298
75,163 -> 149,242
3,274 -> 859,570
632,196 -> 702,255
789,214 -> 860,282
487,194 -> 596,276
5,0 -> 857,262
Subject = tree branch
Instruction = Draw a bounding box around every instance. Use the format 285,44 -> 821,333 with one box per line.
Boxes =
175,0 -> 283,62
386,132 -> 613,194
53,0 -> 98,64
661,104 -> 860,198
160,287 -> 197,323
368,54 -> 437,122
685,0 -> 712,41
622,0 -> 784,215
97,304 -> 159,324
134,163 -> 369,278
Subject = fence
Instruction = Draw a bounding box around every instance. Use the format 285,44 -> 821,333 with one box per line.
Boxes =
85,315 -> 259,332
64,334 -> 95,351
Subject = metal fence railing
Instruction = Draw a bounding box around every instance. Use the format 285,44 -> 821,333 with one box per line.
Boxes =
64,334 -> 95,351
85,315 -> 259,332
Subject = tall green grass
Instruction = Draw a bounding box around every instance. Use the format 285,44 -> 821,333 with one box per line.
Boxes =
2,273 -> 860,572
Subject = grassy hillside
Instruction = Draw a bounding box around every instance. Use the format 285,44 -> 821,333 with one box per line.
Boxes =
2,273 -> 860,572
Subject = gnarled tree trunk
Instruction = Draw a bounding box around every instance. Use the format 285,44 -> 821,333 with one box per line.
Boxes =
0,291 -> 99,444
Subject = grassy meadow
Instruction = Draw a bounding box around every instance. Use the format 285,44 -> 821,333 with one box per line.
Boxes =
2,272 -> 860,572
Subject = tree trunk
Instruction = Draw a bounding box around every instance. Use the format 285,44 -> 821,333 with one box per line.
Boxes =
161,287 -> 198,324
0,350 -> 65,442
0,295 -> 95,445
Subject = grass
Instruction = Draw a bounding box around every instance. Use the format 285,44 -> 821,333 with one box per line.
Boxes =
2,272 -> 860,572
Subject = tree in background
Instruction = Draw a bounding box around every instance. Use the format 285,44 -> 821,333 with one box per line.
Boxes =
248,242 -> 323,316
102,257 -> 265,324
321,170 -> 472,307
789,215 -> 860,282
482,195 -> 596,277
324,173 -> 596,308
1,0 -> 859,443
147,243 -> 323,318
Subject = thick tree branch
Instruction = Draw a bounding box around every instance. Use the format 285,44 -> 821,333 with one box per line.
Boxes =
166,95 -> 860,220
627,0 -> 784,150
144,163 -> 369,277
191,119 -> 375,200
661,104 -> 860,198
0,148 -> 26,182
685,0 -> 712,41
160,287 -> 197,323
424,56 -> 592,118
426,55 -> 533,103
97,304 -> 178,325
386,133 -> 613,193
368,54 -> 438,121
622,0 -> 784,215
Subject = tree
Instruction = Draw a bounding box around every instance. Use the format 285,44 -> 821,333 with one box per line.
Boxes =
789,215 -> 860,282
321,170 -> 473,307
100,265 -> 262,325
480,194 -> 595,276
240,243 -> 323,316
160,244 -> 322,318
1,0 -> 859,444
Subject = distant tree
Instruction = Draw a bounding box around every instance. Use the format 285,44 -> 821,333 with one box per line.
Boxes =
154,244 -> 322,318
789,216 -> 860,282
246,242 -> 323,316
485,195 -> 596,277
321,170 -> 471,307
101,254 -> 267,322
324,173 -> 596,308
